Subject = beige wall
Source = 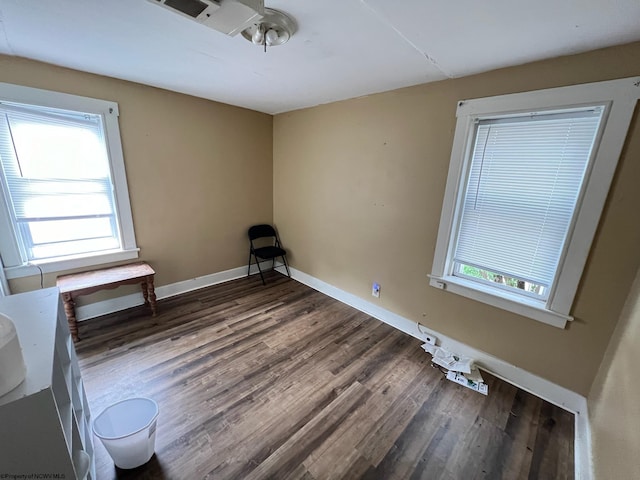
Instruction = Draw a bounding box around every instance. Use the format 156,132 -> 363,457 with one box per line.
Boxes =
273,42 -> 640,395
589,266 -> 640,478
1,55 -> 273,303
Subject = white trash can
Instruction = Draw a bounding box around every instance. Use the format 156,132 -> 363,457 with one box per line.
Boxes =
93,397 -> 159,469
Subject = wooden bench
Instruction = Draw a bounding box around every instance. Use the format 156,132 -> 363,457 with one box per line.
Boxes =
56,261 -> 157,342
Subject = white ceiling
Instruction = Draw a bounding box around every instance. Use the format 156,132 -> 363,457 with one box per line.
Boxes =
0,0 -> 639,114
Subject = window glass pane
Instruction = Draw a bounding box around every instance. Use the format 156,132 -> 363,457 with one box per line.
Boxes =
30,236 -> 120,260
8,111 -> 109,179
27,217 -> 115,245
456,263 -> 546,298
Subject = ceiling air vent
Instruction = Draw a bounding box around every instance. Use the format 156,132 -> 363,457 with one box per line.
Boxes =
149,0 -> 264,36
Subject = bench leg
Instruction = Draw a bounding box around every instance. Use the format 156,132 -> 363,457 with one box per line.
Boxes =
62,292 -> 80,342
141,281 -> 149,305
146,275 -> 157,316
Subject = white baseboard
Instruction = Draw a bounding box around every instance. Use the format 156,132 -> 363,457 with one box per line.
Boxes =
75,261 -> 592,479
574,400 -> 593,480
279,265 -> 592,480
75,262 -> 270,321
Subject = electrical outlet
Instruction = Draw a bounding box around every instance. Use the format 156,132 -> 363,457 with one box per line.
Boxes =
417,321 -> 437,345
372,282 -> 380,298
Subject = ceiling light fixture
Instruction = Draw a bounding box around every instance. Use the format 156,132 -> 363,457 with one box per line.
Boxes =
241,8 -> 296,52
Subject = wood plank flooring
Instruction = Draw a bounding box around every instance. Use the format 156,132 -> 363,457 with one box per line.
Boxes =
75,272 -> 574,480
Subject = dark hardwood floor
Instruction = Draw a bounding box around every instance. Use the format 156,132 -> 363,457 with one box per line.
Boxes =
76,272 -> 574,480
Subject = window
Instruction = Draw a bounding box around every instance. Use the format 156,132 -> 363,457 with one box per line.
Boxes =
454,108 -> 602,300
430,77 -> 640,328
0,83 -> 138,278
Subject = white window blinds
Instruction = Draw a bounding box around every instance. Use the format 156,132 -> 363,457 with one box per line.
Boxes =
453,109 -> 603,293
0,103 -> 120,261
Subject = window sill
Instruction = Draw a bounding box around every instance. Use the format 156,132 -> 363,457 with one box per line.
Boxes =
428,275 -> 572,328
4,248 -> 140,280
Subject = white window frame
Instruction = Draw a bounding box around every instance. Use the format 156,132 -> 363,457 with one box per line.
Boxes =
0,255 -> 8,296
0,83 -> 139,279
430,77 -> 640,328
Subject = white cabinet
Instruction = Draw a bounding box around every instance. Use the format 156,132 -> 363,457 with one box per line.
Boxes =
0,288 -> 94,480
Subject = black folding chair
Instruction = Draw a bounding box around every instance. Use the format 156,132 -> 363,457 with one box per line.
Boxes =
247,224 -> 291,285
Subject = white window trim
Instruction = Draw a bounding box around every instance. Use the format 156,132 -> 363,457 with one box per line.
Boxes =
0,82 -> 138,279
430,76 -> 640,328
0,255 -> 8,296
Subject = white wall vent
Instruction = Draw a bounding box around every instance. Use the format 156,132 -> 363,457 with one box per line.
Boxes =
149,0 -> 264,36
